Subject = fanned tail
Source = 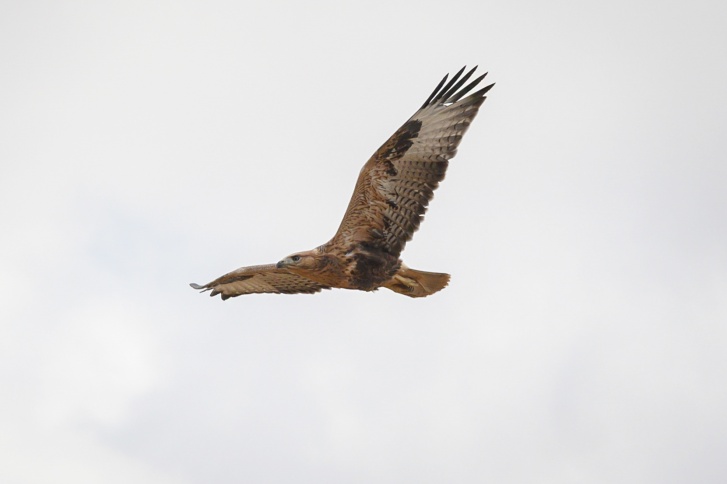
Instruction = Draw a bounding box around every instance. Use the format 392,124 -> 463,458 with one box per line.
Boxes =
383,264 -> 450,298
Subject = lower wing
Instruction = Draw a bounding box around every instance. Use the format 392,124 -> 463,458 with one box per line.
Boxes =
190,263 -> 329,299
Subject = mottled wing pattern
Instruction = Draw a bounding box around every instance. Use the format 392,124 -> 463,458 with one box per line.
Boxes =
329,66 -> 494,256
190,264 -> 329,299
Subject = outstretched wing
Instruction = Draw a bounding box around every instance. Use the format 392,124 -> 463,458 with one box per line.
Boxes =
328,66 -> 494,256
190,264 -> 329,299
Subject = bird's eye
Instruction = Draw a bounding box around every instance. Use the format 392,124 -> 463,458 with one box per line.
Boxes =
292,255 -> 301,262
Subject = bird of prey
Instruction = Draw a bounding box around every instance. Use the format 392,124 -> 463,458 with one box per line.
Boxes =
191,66 -> 494,299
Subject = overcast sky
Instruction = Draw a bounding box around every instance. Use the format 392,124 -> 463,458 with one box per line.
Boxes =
1,1 -> 726,483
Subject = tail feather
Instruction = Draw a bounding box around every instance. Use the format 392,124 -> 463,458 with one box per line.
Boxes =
383,264 -> 450,298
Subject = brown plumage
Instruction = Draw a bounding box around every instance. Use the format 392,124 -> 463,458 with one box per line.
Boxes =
191,66 -> 494,299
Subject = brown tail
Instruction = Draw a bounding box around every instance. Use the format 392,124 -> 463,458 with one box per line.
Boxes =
382,264 -> 450,298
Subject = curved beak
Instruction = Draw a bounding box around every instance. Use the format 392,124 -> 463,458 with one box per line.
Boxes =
276,259 -> 287,269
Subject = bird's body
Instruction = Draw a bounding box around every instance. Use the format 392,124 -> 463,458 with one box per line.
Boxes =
191,66 -> 494,299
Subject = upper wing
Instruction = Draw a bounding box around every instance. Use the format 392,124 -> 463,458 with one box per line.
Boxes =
190,263 -> 329,299
328,66 -> 494,256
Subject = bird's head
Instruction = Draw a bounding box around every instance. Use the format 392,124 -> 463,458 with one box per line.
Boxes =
276,250 -> 318,271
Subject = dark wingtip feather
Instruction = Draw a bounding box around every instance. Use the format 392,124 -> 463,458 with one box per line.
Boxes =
473,82 -> 496,98
439,65 -> 478,102
190,282 -> 204,290
448,72 -> 488,103
433,66 -> 467,104
420,73 -> 448,110
421,67 -> 493,109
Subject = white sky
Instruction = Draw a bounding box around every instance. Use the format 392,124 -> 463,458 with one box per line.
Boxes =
2,1 -> 726,483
